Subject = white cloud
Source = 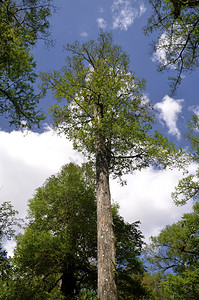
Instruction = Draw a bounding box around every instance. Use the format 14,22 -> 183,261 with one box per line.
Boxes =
139,3 -> 147,16
152,33 -> 170,66
154,95 -> 184,140
80,31 -> 88,37
111,167 -> 193,242
152,27 -> 185,69
99,7 -> 104,13
97,18 -> 107,30
189,105 -> 199,117
111,0 -> 146,31
0,127 -> 194,255
0,128 -> 83,218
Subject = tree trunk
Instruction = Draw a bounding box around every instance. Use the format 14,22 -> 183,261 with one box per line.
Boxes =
96,138 -> 117,300
60,263 -> 76,299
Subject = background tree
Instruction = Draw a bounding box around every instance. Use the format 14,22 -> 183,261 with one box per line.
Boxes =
41,32 -> 184,299
142,272 -> 168,300
14,163 -> 97,299
0,0 -> 54,128
145,203 -> 199,299
0,202 -> 20,287
112,207 -> 148,299
172,113 -> 199,205
145,0 -> 199,92
3,163 -> 148,299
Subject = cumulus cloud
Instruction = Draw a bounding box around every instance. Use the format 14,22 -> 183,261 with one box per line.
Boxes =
154,95 -> 184,140
111,0 -> 146,31
0,127 -> 193,253
0,128 -> 83,218
111,168 -> 193,242
97,18 -> 107,30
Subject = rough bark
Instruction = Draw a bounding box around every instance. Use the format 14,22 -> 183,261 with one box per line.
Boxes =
96,137 -> 117,300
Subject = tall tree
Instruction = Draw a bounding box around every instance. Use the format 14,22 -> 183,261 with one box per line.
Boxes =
145,203 -> 199,299
0,0 -> 54,128
145,0 -> 199,92
7,163 -> 147,299
41,32 -> 183,299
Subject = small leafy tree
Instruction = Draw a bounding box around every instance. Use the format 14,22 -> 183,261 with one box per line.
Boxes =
0,0 -> 54,127
145,0 -> 199,92
41,32 -> 183,299
145,203 -> 199,299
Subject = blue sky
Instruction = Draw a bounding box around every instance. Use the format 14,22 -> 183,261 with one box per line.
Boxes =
1,0 -> 198,254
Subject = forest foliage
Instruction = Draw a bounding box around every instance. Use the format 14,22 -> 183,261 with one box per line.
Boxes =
0,0 -> 54,127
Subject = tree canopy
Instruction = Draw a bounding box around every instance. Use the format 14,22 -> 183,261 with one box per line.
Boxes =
0,0 -> 54,128
145,0 -> 199,92
41,32 -> 182,179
